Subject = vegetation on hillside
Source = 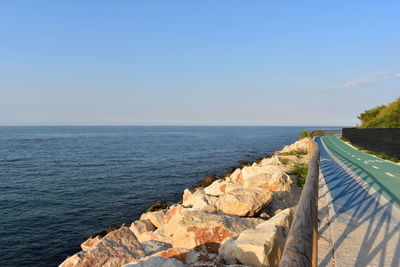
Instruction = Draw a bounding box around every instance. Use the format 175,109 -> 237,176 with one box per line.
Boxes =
358,97 -> 400,128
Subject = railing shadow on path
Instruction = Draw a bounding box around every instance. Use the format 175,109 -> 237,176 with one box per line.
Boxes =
316,138 -> 400,267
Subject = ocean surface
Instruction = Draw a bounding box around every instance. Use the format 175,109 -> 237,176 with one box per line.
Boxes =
0,126 -> 339,266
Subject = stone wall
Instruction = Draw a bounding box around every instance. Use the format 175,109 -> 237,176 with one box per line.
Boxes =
342,128 -> 400,158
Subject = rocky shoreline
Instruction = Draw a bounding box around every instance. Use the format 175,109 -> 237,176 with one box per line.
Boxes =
60,138 -> 310,267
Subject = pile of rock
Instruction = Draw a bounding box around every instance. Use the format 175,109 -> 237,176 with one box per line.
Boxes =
60,138 -> 310,267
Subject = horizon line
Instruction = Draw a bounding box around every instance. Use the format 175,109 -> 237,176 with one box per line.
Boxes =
0,124 -> 351,127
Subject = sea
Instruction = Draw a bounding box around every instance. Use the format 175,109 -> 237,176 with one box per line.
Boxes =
0,126 -> 340,266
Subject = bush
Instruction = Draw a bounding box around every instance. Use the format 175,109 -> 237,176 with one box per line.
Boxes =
279,158 -> 291,165
288,163 -> 308,188
358,105 -> 386,125
280,149 -> 308,156
299,131 -> 310,139
358,97 -> 400,128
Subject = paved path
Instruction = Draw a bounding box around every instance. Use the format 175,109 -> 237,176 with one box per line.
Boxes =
317,136 -> 400,267
322,136 -> 400,208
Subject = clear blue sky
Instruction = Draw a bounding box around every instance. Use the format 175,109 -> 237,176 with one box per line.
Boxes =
1,1 -> 399,126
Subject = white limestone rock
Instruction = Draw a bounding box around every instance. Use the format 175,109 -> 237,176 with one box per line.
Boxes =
140,240 -> 172,256
182,188 -> 217,212
216,188 -> 273,217
140,209 -> 166,228
60,227 -> 146,267
204,179 -> 230,196
80,235 -> 101,251
218,208 -> 293,267
130,219 -> 156,242
154,206 -> 264,252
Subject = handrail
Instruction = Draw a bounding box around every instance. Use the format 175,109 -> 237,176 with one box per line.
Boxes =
279,137 -> 320,267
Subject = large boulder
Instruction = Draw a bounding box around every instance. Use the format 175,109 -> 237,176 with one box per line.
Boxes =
224,183 -> 243,193
140,209 -> 166,228
79,225 -> 120,251
151,225 -> 173,244
280,139 -> 309,154
184,249 -> 220,266
240,165 -> 291,192
140,240 -> 172,256
219,208 -> 293,267
204,179 -> 243,197
229,169 -> 243,184
151,205 -> 186,244
80,236 -> 101,251
204,179 -> 230,196
60,226 -> 146,267
130,219 -> 156,242
258,156 -> 282,167
242,173 -> 291,193
216,188 -> 273,217
182,188 -> 217,212
241,165 -> 280,180
153,207 -> 264,253
155,247 -> 191,263
264,181 -> 302,216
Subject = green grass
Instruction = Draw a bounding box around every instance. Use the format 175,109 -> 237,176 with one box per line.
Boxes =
287,163 -> 308,188
279,158 -> 291,165
339,137 -> 399,163
280,149 -> 308,156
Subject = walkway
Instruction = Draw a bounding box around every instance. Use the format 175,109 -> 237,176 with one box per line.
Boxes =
317,136 -> 400,267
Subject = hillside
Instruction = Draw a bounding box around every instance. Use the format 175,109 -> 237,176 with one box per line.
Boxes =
358,97 -> 400,128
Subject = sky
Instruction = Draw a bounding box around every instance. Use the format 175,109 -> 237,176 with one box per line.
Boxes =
0,1 -> 399,126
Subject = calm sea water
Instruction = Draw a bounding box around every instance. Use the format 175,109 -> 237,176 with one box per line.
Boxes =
0,126 -> 338,266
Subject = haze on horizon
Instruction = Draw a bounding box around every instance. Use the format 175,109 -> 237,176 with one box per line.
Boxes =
1,1 -> 399,126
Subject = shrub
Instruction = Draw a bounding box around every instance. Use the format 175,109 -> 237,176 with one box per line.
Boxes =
280,149 -> 308,156
358,105 -> 386,125
299,131 -> 310,139
279,158 -> 291,165
288,163 -> 308,188
358,97 -> 400,128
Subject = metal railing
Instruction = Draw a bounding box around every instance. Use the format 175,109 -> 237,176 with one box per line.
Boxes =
279,138 -> 320,267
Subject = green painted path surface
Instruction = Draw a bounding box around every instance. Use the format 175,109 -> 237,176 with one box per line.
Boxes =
321,135 -> 400,208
